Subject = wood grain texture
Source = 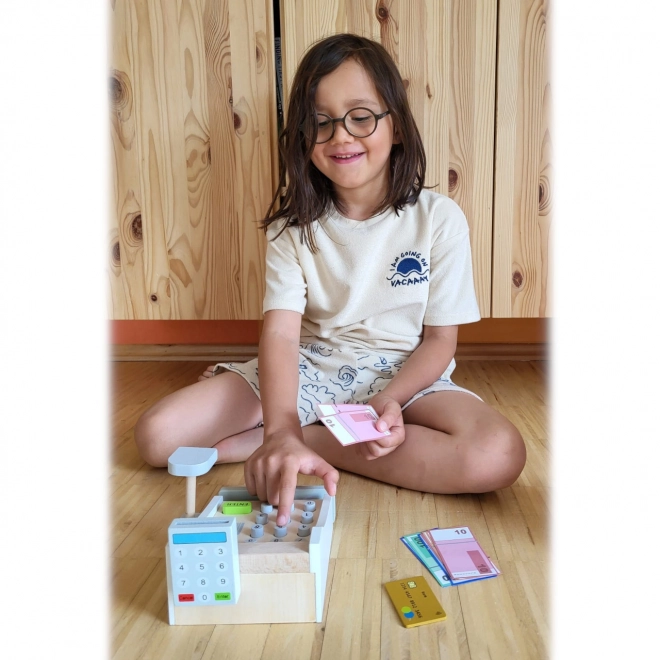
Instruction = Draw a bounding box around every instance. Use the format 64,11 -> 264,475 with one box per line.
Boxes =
110,359 -> 549,658
492,0 -> 552,317
109,0 -> 277,320
172,573 -> 317,624
279,0 -> 497,316
109,0 -> 149,319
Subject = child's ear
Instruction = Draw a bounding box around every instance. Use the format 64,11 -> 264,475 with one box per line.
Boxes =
392,126 -> 402,145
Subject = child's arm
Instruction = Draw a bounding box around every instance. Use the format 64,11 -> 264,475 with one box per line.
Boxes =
244,310 -> 339,525
361,324 -> 458,460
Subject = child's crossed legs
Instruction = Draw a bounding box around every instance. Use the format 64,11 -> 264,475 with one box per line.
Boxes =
134,369 -> 525,495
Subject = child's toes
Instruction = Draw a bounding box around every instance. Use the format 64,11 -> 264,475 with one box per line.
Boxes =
198,365 -> 216,381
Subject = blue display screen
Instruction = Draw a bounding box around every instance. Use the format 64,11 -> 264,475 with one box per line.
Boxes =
172,532 -> 227,544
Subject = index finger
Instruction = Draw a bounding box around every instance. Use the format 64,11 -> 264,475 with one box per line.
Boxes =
275,466 -> 298,526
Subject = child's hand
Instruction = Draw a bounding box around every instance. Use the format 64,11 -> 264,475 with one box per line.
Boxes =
244,428 -> 339,526
358,394 -> 405,460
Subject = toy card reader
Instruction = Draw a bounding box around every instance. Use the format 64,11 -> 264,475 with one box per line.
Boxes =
167,516 -> 241,606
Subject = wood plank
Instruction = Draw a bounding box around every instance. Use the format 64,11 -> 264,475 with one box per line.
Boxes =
376,484 -> 438,513
515,439 -> 551,490
330,510 -> 378,559
112,558 -> 180,658
479,488 -> 548,562
492,0 -> 552,317
109,0 -> 149,319
111,481 -> 170,554
111,557 -> 161,631
375,510 -> 442,561
174,0 -> 215,319
226,0 -> 274,318
458,565 -> 531,658
201,625 -> 270,660
497,559 -> 550,659
130,0 -> 188,320
434,492 -> 484,514
261,623 -> 319,660
319,558 -> 372,660
445,0 -> 497,316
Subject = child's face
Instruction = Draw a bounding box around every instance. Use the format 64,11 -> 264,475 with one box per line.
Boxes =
311,59 -> 398,208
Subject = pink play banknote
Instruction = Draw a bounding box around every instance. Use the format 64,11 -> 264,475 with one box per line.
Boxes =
316,404 -> 391,446
420,527 -> 500,582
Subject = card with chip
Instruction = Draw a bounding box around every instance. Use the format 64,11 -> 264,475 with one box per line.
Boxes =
384,575 -> 447,628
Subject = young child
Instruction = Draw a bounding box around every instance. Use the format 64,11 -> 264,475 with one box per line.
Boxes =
134,34 -> 526,526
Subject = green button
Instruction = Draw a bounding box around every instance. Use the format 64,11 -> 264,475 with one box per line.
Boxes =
215,592 -> 231,601
222,501 -> 252,515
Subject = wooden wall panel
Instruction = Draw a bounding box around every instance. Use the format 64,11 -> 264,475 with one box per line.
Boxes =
109,0 -> 277,320
279,0 -> 497,316
492,0 -> 551,317
109,0 -> 149,318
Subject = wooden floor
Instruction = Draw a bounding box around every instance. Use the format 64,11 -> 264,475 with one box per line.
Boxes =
111,360 -> 549,660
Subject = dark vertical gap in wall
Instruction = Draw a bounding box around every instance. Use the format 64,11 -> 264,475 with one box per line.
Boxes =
273,0 -> 284,132
490,0 -> 501,318
272,0 -> 285,197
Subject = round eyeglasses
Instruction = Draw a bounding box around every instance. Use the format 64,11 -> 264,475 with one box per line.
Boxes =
307,107 -> 391,144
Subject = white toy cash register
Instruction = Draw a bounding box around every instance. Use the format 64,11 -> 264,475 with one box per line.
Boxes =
165,447 -> 335,625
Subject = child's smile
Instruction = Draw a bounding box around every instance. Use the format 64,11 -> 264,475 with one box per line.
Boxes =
329,151 -> 364,164
311,59 -> 398,218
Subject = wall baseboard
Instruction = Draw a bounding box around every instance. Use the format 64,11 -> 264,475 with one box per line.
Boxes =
110,318 -> 548,345
111,343 -> 548,362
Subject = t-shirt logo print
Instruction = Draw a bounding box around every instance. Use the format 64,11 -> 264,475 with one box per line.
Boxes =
386,251 -> 430,287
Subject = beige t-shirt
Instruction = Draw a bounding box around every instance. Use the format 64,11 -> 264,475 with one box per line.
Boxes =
263,189 -> 481,356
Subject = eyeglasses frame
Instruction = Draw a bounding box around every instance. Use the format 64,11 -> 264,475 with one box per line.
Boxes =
311,107 -> 391,144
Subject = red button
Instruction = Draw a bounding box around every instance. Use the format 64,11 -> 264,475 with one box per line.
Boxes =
178,594 -> 194,602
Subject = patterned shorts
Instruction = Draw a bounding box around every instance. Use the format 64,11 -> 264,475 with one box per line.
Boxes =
213,342 -> 481,426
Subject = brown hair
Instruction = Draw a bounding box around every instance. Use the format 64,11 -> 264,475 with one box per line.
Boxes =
262,33 -> 426,252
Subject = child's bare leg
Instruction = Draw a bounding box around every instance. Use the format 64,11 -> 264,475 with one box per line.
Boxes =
216,391 -> 525,494
134,371 -> 262,467
301,391 -> 525,493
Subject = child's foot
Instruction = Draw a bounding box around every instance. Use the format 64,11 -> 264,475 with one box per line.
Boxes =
198,365 -> 218,382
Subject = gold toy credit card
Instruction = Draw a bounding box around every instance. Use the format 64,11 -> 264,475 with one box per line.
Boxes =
384,575 -> 447,628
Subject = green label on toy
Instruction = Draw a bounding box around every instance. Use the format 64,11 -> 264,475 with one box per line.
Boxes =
215,592 -> 232,601
222,501 -> 252,515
